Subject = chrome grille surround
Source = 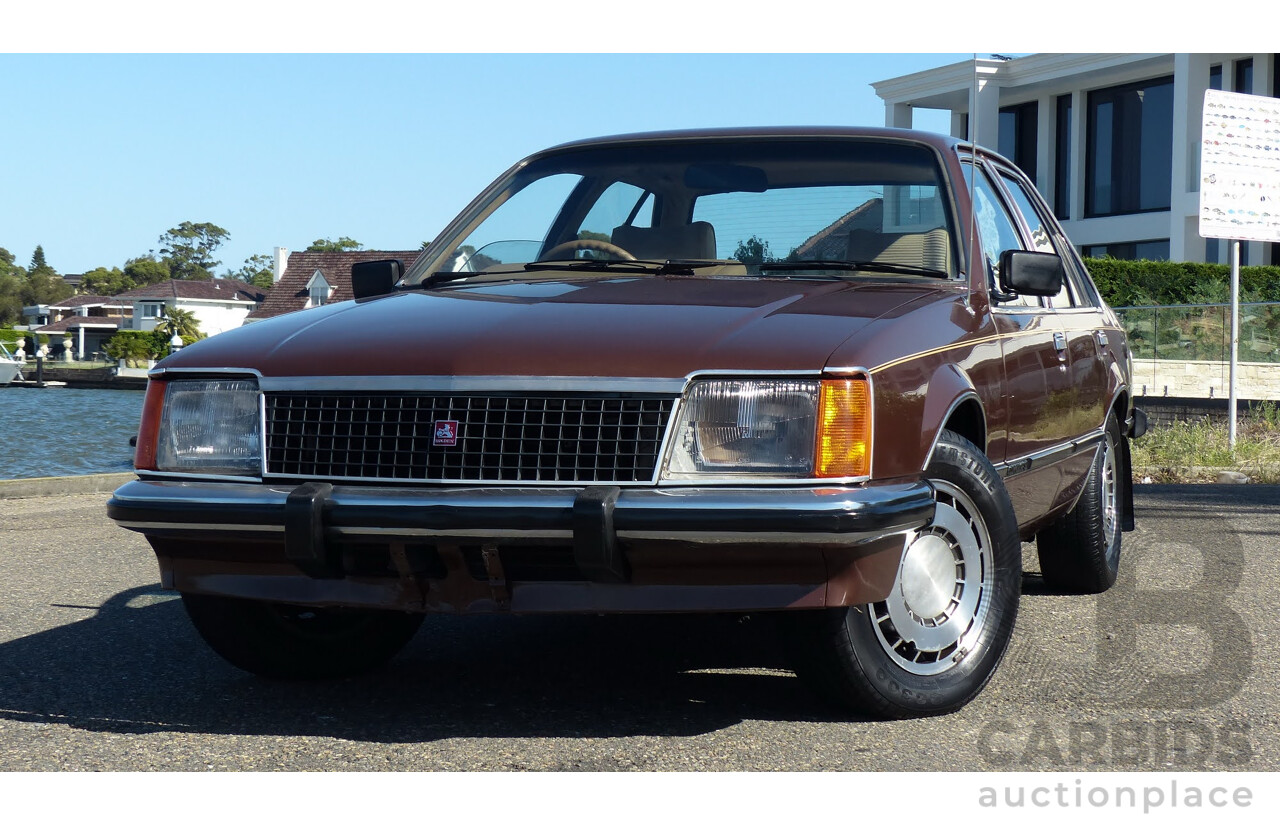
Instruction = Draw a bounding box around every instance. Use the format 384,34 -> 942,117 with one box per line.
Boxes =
263,391 -> 677,484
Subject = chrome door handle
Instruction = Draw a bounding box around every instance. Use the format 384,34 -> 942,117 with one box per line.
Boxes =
1053,331 -> 1067,355
1095,329 -> 1108,349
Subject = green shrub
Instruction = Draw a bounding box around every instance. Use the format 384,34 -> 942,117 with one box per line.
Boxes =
1084,258 -> 1280,307
104,330 -> 161,365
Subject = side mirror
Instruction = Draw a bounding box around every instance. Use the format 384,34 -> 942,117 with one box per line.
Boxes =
999,249 -> 1063,297
350,259 -> 403,300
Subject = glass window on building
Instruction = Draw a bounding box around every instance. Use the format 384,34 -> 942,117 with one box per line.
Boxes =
1085,76 -> 1174,217
1205,65 -> 1224,263
998,101 -> 1038,182
1053,95 -> 1072,219
1234,58 -> 1253,94
1082,239 -> 1170,261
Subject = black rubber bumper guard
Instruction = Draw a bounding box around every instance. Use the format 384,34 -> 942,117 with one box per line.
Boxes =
285,482 -> 630,583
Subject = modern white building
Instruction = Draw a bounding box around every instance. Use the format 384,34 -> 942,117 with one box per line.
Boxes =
873,53 -> 1278,265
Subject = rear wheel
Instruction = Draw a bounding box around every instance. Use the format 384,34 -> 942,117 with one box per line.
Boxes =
786,430 -> 1021,718
1036,412 -> 1123,594
181,593 -> 424,679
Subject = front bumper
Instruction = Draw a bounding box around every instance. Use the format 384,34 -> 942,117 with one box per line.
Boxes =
109,478 -> 934,614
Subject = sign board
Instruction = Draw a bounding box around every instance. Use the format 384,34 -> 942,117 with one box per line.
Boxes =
1199,89 -> 1280,242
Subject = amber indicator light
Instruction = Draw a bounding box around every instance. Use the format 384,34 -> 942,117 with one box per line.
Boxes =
816,378 -> 871,478
133,380 -> 167,471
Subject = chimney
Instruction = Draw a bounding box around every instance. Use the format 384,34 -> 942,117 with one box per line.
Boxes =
273,247 -> 288,284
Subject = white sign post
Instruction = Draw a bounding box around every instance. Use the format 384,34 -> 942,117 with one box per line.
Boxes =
1198,89 -> 1280,449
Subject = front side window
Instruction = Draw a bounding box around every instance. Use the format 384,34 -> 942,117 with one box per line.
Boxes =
997,169 -> 1073,308
965,163 -> 1038,308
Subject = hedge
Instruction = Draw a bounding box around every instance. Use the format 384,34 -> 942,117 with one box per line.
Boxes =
0,327 -> 50,350
1083,258 -> 1280,308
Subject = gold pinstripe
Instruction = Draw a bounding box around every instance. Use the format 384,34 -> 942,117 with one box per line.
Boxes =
867,328 -> 1051,375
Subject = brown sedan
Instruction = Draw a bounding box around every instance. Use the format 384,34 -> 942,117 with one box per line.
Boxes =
109,127 -> 1143,719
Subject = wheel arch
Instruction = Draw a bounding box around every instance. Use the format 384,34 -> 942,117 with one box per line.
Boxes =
918,364 -> 988,472
1107,386 -> 1137,532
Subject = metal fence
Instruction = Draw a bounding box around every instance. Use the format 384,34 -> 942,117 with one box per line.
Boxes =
1114,302 -> 1280,364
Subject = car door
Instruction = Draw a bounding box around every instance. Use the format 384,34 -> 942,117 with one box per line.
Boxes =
993,164 -> 1110,514
965,159 -> 1075,529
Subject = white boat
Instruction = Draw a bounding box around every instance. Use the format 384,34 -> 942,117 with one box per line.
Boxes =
0,342 -> 22,386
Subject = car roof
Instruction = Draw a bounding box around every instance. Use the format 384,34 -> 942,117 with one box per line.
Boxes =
537,126 -> 965,157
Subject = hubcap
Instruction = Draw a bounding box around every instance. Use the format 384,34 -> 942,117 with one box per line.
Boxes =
872,480 -> 994,676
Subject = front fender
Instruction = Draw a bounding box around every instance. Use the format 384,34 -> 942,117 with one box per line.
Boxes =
872,362 -> 982,479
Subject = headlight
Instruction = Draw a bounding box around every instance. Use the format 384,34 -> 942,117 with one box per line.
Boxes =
144,379 -> 263,476
663,379 -> 819,479
662,377 -> 871,481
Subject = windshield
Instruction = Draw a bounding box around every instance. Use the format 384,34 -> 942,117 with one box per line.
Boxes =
413,138 -> 958,283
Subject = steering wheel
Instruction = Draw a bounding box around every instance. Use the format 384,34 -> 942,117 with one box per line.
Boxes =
539,238 -> 637,261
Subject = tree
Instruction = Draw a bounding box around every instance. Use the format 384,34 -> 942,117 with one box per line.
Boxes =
155,307 -> 203,341
20,269 -> 72,307
82,266 -> 132,296
306,237 -> 363,253
123,256 -> 171,288
0,247 -> 19,277
28,245 -> 55,277
732,235 -> 774,266
0,271 -> 22,325
158,222 -> 230,280
227,253 -> 275,291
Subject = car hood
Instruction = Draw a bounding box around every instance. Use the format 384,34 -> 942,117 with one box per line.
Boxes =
162,276 -> 944,379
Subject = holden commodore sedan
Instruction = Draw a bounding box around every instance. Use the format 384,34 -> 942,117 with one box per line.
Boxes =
108,127 -> 1143,719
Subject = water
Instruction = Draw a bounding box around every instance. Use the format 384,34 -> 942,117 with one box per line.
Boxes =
0,387 -> 144,480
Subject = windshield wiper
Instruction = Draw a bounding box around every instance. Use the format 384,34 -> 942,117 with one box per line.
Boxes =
521,259 -> 708,276
758,260 -> 949,279
412,259 -> 699,289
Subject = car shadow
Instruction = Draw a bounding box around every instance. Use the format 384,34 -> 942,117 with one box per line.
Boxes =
0,585 -> 876,742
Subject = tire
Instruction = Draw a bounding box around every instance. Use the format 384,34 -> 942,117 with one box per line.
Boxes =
181,593 -> 424,680
1036,411 -> 1123,594
786,430 -> 1021,719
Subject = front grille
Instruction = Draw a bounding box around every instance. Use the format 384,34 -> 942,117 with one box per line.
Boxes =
264,392 -> 676,484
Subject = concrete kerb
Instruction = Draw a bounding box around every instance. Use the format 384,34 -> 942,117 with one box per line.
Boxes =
0,473 -> 135,500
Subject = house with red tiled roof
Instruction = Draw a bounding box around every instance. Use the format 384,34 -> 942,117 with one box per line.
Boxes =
29,279 -> 265,360
30,295 -> 135,360
245,248 -> 424,322
114,278 -> 267,337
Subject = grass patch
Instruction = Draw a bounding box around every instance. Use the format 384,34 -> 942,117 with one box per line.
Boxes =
1133,403 -> 1280,483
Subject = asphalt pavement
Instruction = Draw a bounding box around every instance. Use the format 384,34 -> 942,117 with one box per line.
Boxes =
1,484 -> 1278,772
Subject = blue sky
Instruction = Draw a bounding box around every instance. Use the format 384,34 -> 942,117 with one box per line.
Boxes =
1,53 -> 973,277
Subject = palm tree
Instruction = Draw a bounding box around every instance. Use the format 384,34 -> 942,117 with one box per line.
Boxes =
156,307 -> 202,342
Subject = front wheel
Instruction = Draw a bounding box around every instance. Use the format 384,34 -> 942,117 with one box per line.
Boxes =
181,593 -> 424,679
786,430 -> 1021,718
